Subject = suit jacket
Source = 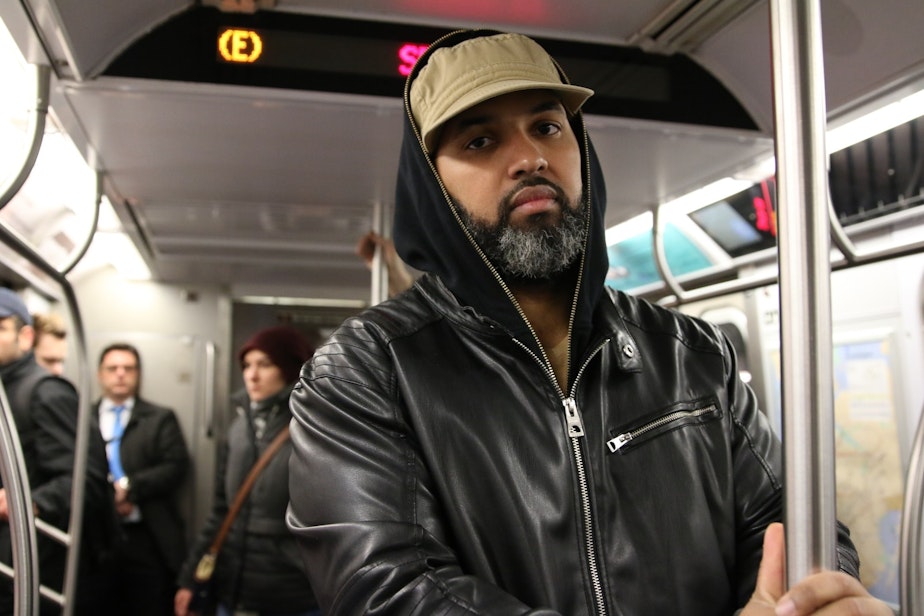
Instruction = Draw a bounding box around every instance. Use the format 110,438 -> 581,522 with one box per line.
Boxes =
99,397 -> 191,573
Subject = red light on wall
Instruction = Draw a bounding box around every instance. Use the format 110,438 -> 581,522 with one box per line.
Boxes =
751,181 -> 777,236
398,43 -> 428,76
218,29 -> 263,63
752,196 -> 771,232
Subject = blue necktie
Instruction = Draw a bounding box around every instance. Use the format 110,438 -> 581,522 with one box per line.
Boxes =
108,405 -> 126,480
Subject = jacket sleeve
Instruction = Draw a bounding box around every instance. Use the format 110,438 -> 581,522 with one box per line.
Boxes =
30,378 -> 109,528
287,323 -> 557,616
719,330 -> 860,606
127,406 -> 190,503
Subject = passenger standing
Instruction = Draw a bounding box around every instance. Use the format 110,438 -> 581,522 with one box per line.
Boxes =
175,325 -> 319,616
96,343 -> 190,616
287,31 -> 891,615
0,288 -> 114,615
31,313 -> 68,376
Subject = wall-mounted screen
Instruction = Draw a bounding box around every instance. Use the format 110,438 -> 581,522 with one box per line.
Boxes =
688,179 -> 777,258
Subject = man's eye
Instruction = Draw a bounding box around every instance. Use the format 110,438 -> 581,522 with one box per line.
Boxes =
537,122 -> 561,136
465,136 -> 492,150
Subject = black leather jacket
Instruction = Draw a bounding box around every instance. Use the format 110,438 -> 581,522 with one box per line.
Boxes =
289,30 -> 859,615
289,274 -> 859,615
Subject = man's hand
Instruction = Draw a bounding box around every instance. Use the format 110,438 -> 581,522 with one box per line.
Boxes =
114,483 -> 136,517
741,523 -> 893,615
356,230 -> 382,268
355,231 -> 414,296
0,489 -> 40,521
174,587 -> 194,616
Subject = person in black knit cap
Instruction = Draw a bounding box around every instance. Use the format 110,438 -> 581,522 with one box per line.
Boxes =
175,325 -> 320,616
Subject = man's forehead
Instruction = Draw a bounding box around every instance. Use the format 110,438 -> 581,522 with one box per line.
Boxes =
101,351 -> 137,367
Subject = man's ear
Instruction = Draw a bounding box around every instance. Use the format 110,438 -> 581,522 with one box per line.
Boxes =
18,325 -> 35,353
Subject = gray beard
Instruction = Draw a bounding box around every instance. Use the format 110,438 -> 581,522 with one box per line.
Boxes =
457,180 -> 587,281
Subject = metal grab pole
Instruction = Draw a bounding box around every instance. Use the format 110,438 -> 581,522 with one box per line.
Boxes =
0,385 -> 39,616
900,404 -> 924,616
768,0 -> 838,587
370,201 -> 388,306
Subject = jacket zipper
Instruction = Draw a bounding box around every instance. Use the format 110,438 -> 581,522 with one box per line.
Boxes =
566,341 -> 610,616
605,404 -> 719,453
514,338 -> 610,616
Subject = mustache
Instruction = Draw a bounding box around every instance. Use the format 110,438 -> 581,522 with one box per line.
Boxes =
498,177 -> 568,219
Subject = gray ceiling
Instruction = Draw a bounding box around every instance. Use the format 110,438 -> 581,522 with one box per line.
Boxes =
3,0 -> 924,301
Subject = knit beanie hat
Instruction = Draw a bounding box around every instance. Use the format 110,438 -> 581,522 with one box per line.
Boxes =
238,325 -> 314,384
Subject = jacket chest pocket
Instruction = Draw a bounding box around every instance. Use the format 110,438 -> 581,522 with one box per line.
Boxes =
606,398 -> 722,454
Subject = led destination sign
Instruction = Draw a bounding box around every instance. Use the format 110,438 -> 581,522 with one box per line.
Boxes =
217,27 -> 428,78
105,7 -> 758,129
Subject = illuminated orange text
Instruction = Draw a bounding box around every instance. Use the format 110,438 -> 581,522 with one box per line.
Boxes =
218,29 -> 263,63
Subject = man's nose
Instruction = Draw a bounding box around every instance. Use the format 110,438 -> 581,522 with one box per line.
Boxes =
507,135 -> 548,178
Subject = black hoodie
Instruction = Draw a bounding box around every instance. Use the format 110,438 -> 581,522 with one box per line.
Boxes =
392,29 -> 610,389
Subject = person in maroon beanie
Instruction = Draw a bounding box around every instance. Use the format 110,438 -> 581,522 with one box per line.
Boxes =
175,326 -> 320,616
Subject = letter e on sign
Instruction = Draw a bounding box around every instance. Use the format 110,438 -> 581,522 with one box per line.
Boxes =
218,29 -> 264,63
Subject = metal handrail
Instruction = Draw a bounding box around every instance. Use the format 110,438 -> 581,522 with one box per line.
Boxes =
0,64 -> 49,211
0,61 -> 55,616
900,404 -> 924,616
0,384 -> 39,615
650,166 -> 924,310
651,205 -> 688,302
650,229 -> 924,309
0,221 -> 94,616
60,171 -> 102,277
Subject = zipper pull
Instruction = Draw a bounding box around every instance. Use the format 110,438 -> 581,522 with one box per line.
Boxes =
606,432 -> 632,453
563,397 -> 585,438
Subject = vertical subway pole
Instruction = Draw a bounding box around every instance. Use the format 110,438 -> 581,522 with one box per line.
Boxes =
769,0 -> 838,586
370,201 -> 388,306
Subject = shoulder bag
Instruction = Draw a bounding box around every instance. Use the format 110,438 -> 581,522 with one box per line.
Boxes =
189,425 -> 291,609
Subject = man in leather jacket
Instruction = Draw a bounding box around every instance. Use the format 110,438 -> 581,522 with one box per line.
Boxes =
288,30 -> 892,615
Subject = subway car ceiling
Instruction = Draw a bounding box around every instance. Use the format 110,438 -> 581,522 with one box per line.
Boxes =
1,0 -> 923,303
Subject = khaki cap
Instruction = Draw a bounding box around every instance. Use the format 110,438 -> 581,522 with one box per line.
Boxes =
410,32 -> 594,153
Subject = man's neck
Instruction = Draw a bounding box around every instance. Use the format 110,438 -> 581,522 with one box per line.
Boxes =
509,275 -> 574,353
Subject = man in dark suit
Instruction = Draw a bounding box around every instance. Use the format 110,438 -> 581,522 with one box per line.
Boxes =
96,342 -> 190,616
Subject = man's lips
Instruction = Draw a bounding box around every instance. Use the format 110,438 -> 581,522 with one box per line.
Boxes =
509,185 -> 560,215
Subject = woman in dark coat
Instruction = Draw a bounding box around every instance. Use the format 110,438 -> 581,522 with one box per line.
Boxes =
175,326 -> 319,616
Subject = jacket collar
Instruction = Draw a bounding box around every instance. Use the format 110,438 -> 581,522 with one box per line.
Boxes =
415,273 -> 643,375
589,289 -> 643,374
0,351 -> 37,381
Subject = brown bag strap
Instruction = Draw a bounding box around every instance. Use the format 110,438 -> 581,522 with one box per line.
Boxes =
193,424 -> 290,583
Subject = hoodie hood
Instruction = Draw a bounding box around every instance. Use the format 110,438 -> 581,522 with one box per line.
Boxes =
393,29 -> 609,370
